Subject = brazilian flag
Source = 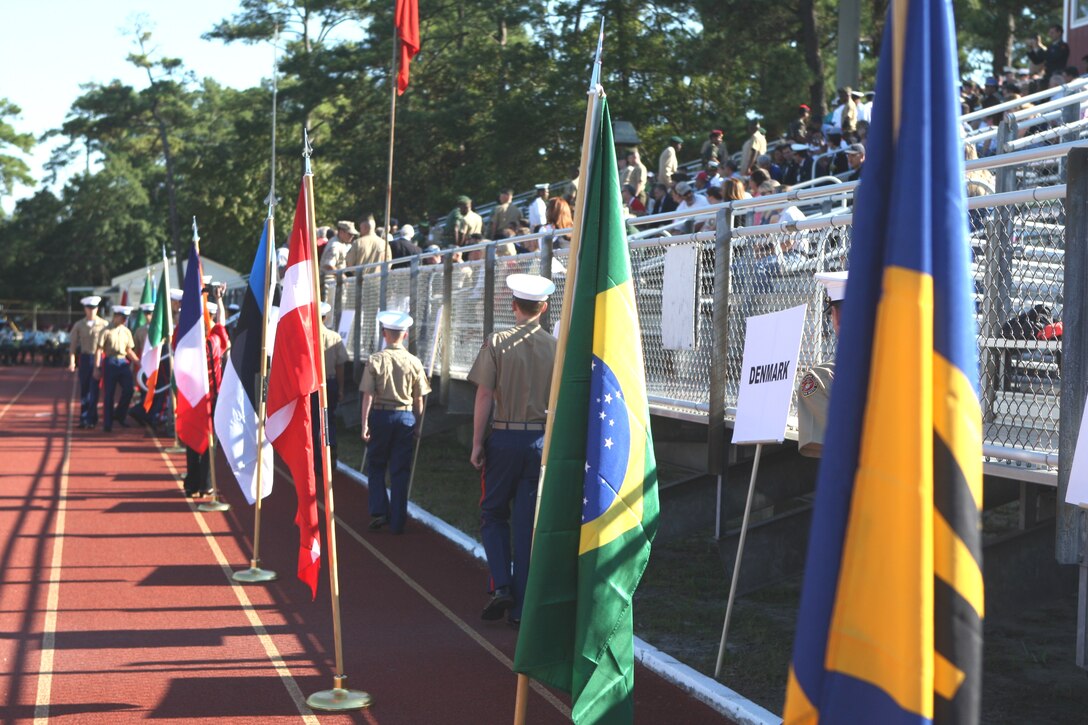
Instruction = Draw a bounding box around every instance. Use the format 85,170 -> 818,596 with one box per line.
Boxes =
513,96 -> 659,724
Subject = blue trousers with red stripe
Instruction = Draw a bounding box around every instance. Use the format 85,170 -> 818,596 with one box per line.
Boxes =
480,429 -> 542,619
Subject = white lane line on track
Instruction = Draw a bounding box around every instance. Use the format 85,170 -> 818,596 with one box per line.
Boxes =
154,441 -> 321,725
33,372 -> 74,724
0,366 -> 43,423
274,462 -> 572,720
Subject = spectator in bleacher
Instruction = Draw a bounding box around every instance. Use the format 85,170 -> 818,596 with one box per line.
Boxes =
844,143 -> 865,180
722,158 -> 742,180
646,182 -> 673,219
964,143 -> 995,233
757,152 -> 781,182
670,181 -> 709,233
858,91 -> 874,124
528,184 -> 549,232
543,197 -> 574,242
721,177 -> 746,202
701,129 -> 727,166
389,224 -> 423,269
659,136 -> 683,190
621,184 -> 646,218
624,149 -> 648,199
345,216 -> 391,272
740,119 -> 767,175
320,222 -> 352,299
693,171 -> 709,196
788,105 -> 810,143
829,87 -> 857,137
421,245 -> 442,265
443,196 -> 482,247
705,160 -> 724,189
1027,25 -> 1069,86
489,189 -> 524,239
747,168 -> 770,198
563,164 -> 580,205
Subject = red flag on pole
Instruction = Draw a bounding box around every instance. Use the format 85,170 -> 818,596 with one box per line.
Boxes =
265,179 -> 323,598
395,0 -> 420,95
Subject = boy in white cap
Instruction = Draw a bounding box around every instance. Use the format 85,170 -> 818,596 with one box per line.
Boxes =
359,310 -> 430,534
468,273 -> 556,624
98,306 -> 140,432
797,270 -> 847,457
69,296 -> 109,429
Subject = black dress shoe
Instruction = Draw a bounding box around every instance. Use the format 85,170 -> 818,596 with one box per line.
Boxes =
481,589 -> 514,621
507,614 -> 521,629
368,516 -> 387,530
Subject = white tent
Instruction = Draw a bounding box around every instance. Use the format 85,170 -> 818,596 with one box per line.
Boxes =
100,255 -> 245,305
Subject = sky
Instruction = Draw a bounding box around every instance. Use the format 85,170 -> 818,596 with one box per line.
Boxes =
0,1 -> 278,214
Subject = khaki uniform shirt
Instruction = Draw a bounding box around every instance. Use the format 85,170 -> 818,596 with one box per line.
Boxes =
627,161 -> 647,197
346,233 -> 391,271
457,210 -> 484,243
321,326 -> 350,381
490,202 -> 524,238
360,344 -> 431,406
133,325 -> 149,354
467,322 -> 556,424
658,146 -> 678,188
100,324 -> 136,360
320,240 -> 350,272
70,317 -> 108,356
740,131 -> 767,174
797,362 -> 834,458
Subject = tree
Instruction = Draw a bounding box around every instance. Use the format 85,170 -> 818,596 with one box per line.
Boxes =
0,99 -> 34,202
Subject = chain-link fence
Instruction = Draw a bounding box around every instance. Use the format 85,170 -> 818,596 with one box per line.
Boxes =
332,151 -> 1072,479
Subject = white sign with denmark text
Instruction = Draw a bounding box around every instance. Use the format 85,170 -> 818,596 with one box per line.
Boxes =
733,304 -> 808,445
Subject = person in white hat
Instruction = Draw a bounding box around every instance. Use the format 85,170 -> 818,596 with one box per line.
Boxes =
528,184 -> 550,232
98,305 -> 140,433
468,273 -> 557,624
797,270 -> 847,458
69,295 -> 109,428
359,310 -> 431,533
311,302 -> 350,474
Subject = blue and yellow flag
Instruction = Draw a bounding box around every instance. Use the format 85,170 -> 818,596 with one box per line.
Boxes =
513,96 -> 659,724
784,1 -> 983,723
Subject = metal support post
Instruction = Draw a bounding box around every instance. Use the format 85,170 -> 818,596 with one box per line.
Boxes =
440,253 -> 453,406
709,206 -> 734,539
483,243 -> 496,338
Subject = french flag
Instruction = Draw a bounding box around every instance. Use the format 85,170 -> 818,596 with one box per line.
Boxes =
266,180 -> 322,598
214,220 -> 276,504
174,242 -> 212,453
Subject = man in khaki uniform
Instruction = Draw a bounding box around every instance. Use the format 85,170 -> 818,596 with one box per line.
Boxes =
345,215 -> 391,271
69,295 -> 109,429
489,189 -> 524,238
468,273 -> 556,625
321,221 -> 354,298
659,136 -> 683,190
98,305 -> 140,432
797,271 -> 847,457
360,310 -> 430,534
449,196 -> 483,246
740,119 -> 767,175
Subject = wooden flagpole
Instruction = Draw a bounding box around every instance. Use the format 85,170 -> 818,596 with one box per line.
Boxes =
303,131 -> 372,712
383,28 -> 399,249
512,20 -> 606,725
163,247 -> 185,453
233,26 -> 281,585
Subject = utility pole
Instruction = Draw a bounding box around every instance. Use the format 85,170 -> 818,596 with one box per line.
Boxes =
836,0 -> 861,92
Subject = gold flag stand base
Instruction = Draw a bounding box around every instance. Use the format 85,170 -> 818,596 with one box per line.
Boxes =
306,676 -> 372,711
198,497 -> 231,512
232,562 -> 277,583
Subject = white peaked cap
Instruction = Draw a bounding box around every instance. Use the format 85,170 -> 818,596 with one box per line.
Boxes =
535,183 -> 549,190
80,295 -> 102,307
112,305 -> 133,316
140,303 -> 155,312
206,302 -> 218,315
169,288 -> 185,302
506,273 -> 555,302
815,271 -> 848,303
319,302 -> 332,317
202,275 -> 213,285
377,310 -> 413,331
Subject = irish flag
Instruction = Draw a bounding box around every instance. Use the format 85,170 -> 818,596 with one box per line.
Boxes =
140,266 -> 169,412
175,242 -> 213,453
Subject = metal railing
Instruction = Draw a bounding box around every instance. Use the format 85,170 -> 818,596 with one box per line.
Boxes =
329,144 -> 1084,483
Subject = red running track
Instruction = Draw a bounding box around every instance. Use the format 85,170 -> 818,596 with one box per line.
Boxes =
0,365 -> 734,724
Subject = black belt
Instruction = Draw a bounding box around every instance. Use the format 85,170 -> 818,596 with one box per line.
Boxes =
373,403 -> 412,411
492,421 -> 545,431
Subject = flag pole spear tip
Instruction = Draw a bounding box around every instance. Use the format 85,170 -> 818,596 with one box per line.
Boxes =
191,216 -> 199,243
589,18 -> 605,91
303,128 -> 313,176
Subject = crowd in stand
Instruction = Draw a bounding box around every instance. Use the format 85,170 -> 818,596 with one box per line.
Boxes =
308,24 -> 1085,282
